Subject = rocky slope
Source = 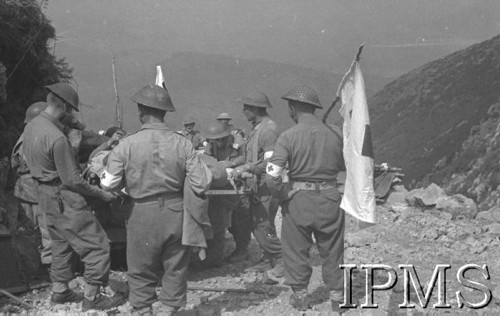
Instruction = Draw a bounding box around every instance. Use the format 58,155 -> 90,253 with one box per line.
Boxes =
370,34 -> 500,185
2,191 -> 500,315
422,99 -> 500,211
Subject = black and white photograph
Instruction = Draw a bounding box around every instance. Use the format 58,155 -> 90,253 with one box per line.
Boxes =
0,0 -> 499,314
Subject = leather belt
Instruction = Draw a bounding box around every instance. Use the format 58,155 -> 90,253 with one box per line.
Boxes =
133,192 -> 182,206
36,177 -> 62,186
291,180 -> 337,191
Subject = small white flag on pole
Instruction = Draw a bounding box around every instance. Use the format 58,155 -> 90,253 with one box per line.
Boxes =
156,65 -> 167,89
338,44 -> 376,224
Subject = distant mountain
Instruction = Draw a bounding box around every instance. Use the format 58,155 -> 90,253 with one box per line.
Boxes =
156,52 -> 387,134
370,34 -> 500,186
75,50 -> 389,133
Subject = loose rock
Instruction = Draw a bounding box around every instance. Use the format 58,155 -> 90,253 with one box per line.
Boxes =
406,183 -> 444,207
435,194 -> 478,219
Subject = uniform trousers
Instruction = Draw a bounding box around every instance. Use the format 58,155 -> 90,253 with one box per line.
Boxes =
282,188 -> 344,291
249,193 -> 282,260
18,201 -> 52,264
228,195 -> 252,252
127,195 -> 190,309
205,195 -> 232,266
37,183 -> 110,286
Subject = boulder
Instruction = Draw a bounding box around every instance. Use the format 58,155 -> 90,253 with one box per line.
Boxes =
385,186 -> 408,206
486,223 -> 500,236
475,206 -> 500,222
435,194 -> 478,219
406,183 -> 444,207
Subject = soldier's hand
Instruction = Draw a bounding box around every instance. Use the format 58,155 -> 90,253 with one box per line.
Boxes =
233,164 -> 249,179
226,168 -> 235,180
106,138 -> 119,149
241,171 -> 253,179
101,191 -> 118,202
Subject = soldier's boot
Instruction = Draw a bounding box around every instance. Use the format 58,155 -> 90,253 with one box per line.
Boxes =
51,289 -> 84,304
330,290 -> 346,314
269,257 -> 285,277
82,294 -> 125,311
131,305 -> 153,316
226,247 -> 250,263
262,258 -> 285,285
155,302 -> 179,316
81,283 -> 125,311
51,281 -> 83,304
246,259 -> 271,272
289,288 -> 311,311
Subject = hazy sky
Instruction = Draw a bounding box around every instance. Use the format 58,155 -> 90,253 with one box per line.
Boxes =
45,0 -> 500,129
47,0 -> 499,74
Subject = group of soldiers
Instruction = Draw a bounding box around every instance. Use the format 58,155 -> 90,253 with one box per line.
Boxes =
11,80 -> 346,314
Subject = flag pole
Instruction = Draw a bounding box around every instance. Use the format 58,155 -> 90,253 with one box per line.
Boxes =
111,52 -> 122,128
322,43 -> 365,124
355,43 -> 365,62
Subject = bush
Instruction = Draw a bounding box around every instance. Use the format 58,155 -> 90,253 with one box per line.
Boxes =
0,0 -> 72,157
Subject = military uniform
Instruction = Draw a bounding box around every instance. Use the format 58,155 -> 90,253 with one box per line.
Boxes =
182,129 -> 204,150
11,133 -> 51,264
267,86 -> 345,298
244,115 -> 282,262
102,86 -> 211,311
202,123 -> 248,266
23,112 -> 112,291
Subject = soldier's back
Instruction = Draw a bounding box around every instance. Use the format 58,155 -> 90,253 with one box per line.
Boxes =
281,115 -> 343,181
113,124 -> 191,198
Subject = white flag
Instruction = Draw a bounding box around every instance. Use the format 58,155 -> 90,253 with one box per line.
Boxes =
155,65 -> 167,89
338,58 -> 376,223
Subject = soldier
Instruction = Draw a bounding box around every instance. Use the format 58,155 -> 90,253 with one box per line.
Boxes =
266,85 -> 345,312
86,126 -> 126,184
233,91 -> 283,278
202,121 -> 247,267
22,83 -> 123,311
216,112 -> 233,131
181,115 -> 204,150
88,126 -> 126,161
217,112 -> 246,150
101,85 -> 212,315
11,102 -> 51,265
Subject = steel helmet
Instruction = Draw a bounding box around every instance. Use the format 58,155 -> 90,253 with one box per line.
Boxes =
183,116 -> 196,126
216,112 -> 232,120
238,91 -> 273,108
45,83 -> 80,111
205,121 -> 230,140
281,85 -> 323,109
24,101 -> 48,123
131,84 -> 175,112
